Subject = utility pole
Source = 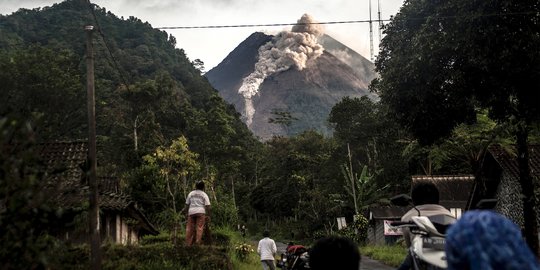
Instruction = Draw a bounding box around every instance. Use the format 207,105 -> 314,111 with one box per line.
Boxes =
348,143 -> 358,215
85,25 -> 101,270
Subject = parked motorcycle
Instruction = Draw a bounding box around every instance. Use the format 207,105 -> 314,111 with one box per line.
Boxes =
276,244 -> 310,270
390,194 -> 456,270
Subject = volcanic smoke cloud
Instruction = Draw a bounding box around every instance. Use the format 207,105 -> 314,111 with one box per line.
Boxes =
238,14 -> 325,126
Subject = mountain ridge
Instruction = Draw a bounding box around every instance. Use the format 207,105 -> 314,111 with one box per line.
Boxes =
205,31 -> 378,140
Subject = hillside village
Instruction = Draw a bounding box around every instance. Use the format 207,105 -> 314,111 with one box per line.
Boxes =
1,0 -> 539,269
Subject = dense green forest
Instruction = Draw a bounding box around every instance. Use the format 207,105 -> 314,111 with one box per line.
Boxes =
0,0 -> 409,231
1,0 -> 539,268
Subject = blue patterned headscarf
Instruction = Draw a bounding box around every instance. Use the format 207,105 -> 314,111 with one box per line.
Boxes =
445,210 -> 540,270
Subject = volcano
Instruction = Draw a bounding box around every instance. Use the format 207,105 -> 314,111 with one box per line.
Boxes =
205,18 -> 377,140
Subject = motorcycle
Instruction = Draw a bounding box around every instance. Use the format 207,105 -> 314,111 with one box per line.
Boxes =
390,194 -> 456,270
276,244 -> 310,270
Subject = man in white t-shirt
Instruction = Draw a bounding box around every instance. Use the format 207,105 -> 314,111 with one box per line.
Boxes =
257,230 -> 277,270
183,181 -> 211,246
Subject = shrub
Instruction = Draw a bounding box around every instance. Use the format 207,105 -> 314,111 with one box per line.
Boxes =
234,243 -> 254,262
211,192 -> 239,227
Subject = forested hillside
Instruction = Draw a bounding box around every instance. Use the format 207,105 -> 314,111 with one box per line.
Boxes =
0,0 -> 259,173
7,0 -> 538,268
0,0 -> 264,249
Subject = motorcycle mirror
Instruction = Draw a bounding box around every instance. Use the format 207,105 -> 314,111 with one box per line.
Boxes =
390,194 -> 413,207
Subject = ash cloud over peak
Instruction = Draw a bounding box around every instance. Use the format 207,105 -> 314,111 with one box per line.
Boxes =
238,13 -> 325,126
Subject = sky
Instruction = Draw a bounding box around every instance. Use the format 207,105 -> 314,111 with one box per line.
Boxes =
0,0 -> 405,71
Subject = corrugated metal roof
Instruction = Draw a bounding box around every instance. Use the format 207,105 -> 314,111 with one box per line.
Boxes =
412,174 -> 475,209
369,206 -> 409,219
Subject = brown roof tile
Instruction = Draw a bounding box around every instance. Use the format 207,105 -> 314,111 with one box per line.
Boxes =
37,141 -> 158,235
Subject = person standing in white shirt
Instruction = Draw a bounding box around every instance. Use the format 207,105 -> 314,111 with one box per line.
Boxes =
183,181 -> 211,246
257,230 -> 277,270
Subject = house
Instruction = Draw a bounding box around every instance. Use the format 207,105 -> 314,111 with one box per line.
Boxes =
367,206 -> 408,245
39,141 -> 158,245
367,175 -> 474,245
467,144 -> 540,227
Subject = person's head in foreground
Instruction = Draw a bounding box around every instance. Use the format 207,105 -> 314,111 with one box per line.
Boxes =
309,236 -> 361,270
445,210 -> 540,270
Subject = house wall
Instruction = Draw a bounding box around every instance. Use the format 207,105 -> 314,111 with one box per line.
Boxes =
114,213 -> 140,245
52,212 -> 142,245
130,229 -> 138,244
494,172 -> 524,227
368,220 -> 400,245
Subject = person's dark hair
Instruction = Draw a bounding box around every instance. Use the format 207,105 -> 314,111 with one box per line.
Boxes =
263,230 -> 270,238
195,181 -> 205,190
309,236 -> 361,270
411,181 -> 439,206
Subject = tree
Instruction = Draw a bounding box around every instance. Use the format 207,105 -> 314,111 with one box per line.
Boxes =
342,159 -> 388,214
328,96 -> 409,191
0,116 -> 57,268
268,109 -> 299,136
372,0 -> 540,253
141,136 -> 199,241
0,45 -> 86,141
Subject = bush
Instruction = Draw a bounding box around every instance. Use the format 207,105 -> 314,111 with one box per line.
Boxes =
234,243 -> 255,262
211,192 -> 239,227
211,227 -> 233,247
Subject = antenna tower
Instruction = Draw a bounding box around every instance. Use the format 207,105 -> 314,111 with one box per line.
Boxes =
378,0 -> 383,41
369,0 -> 374,61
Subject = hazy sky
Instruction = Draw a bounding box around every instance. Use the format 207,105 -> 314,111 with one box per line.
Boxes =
0,0 -> 405,70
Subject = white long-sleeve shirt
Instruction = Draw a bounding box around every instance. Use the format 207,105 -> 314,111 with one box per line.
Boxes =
257,237 -> 277,261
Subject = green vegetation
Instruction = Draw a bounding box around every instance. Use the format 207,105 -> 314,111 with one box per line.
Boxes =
372,0 -> 540,251
361,244 -> 407,267
1,0 -> 539,267
45,231 -> 233,269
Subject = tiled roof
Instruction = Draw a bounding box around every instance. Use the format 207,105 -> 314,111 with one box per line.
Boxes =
37,141 -> 158,235
38,141 -> 87,189
488,144 -> 540,180
53,186 -> 131,211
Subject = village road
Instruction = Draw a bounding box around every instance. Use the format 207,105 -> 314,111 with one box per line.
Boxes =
360,256 -> 395,270
275,242 -> 394,270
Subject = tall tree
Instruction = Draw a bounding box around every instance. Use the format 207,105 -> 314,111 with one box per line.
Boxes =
0,46 -> 86,140
372,0 -> 540,253
328,96 -> 409,191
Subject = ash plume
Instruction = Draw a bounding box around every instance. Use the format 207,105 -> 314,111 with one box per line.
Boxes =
238,14 -> 325,126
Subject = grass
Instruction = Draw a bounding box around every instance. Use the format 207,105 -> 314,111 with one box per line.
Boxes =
219,226 -> 261,269
43,226 -> 285,269
46,230 -> 235,269
361,244 -> 408,267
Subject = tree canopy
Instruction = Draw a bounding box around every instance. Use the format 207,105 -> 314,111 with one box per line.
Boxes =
372,0 -> 540,253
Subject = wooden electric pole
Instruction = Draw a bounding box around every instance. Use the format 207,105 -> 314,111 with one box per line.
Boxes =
85,24 -> 101,270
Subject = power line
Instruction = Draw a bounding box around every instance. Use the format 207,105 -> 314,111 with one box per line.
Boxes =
155,10 -> 539,30
87,0 -> 132,90
156,19 -> 391,30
